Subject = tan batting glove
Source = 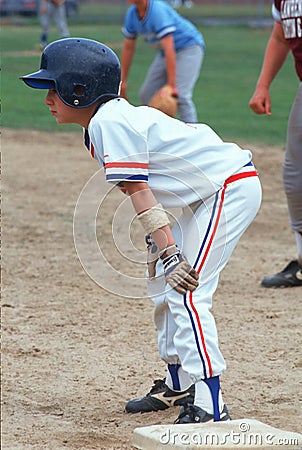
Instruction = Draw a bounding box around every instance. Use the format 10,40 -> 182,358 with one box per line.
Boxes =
161,245 -> 199,295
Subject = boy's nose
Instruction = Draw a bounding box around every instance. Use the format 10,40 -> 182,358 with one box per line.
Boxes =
45,90 -> 53,104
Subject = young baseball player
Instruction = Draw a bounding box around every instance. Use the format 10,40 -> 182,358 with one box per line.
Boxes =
20,38 -> 262,424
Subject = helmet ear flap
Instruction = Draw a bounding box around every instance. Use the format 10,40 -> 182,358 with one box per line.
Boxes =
71,82 -> 86,107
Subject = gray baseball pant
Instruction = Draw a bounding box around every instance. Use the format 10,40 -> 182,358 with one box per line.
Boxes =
40,2 -> 70,39
282,82 -> 302,233
139,44 -> 204,123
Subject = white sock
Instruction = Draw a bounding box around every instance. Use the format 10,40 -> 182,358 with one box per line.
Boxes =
165,365 -> 192,392
194,379 -> 224,414
295,231 -> 302,264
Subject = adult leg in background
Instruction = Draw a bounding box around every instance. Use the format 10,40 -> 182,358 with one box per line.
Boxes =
175,45 -> 204,123
53,3 -> 70,39
262,83 -> 302,287
139,54 -> 167,106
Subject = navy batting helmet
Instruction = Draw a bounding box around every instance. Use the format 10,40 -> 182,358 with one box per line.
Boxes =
20,38 -> 121,108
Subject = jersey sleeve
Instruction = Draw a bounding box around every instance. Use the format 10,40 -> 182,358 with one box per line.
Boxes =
148,2 -> 176,39
122,7 -> 138,39
272,2 -> 281,22
90,110 -> 149,184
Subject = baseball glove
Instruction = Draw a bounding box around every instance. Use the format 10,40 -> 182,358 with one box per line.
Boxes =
148,85 -> 178,118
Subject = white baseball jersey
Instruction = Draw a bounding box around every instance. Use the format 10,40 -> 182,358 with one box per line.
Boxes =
85,98 -> 253,207
84,97 -> 262,389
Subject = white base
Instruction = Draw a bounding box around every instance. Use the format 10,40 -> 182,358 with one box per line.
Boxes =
133,419 -> 302,449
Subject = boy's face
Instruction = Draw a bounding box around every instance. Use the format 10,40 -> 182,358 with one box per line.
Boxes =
45,89 -> 78,125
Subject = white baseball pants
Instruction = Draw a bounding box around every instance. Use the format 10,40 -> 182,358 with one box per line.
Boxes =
147,166 -> 262,384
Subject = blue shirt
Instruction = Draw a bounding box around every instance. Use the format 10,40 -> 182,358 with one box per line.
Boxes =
122,0 -> 205,51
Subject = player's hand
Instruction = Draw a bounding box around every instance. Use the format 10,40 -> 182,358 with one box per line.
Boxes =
161,245 -> 199,295
146,235 -> 159,279
169,86 -> 179,98
249,86 -> 271,116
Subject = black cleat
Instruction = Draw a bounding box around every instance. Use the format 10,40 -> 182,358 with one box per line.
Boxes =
261,260 -> 302,288
175,403 -> 231,424
125,378 -> 195,414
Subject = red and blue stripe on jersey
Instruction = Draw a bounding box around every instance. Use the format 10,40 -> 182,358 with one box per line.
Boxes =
84,129 -> 149,182
104,161 -> 149,182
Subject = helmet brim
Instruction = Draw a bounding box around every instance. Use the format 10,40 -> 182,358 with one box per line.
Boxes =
20,70 -> 56,89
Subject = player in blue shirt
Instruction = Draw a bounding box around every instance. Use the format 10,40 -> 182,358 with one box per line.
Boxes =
120,0 -> 205,123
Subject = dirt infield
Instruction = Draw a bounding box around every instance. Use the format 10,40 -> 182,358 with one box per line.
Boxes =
2,128 -> 301,449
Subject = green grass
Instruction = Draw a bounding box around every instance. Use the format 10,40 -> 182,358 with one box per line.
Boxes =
0,2 -> 272,26
2,22 -> 297,145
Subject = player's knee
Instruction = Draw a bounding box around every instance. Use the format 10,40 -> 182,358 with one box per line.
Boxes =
283,173 -> 302,196
177,98 -> 196,123
139,87 -> 150,105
